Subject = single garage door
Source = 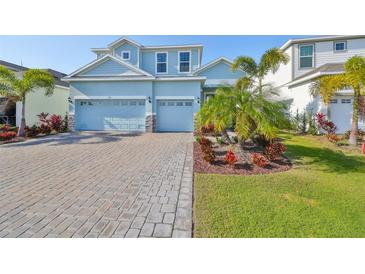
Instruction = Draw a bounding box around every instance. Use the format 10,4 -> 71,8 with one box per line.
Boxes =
157,100 -> 194,132
329,97 -> 353,133
75,99 -> 146,131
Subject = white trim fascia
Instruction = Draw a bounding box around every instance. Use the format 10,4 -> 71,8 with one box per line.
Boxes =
155,96 -> 195,100
142,44 -> 203,50
120,51 -> 131,61
193,57 -> 235,75
55,85 -> 69,90
108,37 -> 143,48
90,48 -> 110,53
178,50 -> 192,74
155,51 -> 168,75
154,76 -> 206,82
63,76 -> 155,82
64,54 -> 153,78
74,95 -> 147,100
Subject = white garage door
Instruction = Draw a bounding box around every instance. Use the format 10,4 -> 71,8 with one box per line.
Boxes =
75,99 -> 146,131
156,100 -> 194,132
329,97 -> 353,133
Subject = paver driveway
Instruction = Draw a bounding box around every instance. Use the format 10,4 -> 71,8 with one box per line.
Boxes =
0,132 -> 193,238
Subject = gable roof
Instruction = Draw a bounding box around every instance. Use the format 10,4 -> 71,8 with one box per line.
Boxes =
108,36 -> 143,48
193,57 -> 236,75
64,54 -> 153,79
280,35 -> 365,51
0,60 -> 28,72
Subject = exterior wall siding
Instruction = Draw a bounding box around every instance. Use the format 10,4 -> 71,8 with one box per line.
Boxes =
16,86 -> 69,127
293,38 -> 365,79
80,59 -> 139,76
113,43 -> 139,66
141,48 -> 199,76
197,62 -> 244,79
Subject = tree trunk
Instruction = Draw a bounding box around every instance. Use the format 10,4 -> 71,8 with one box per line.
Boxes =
221,129 -> 232,144
17,97 -> 26,137
349,93 -> 359,146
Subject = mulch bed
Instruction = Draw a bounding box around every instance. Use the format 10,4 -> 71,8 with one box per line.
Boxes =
193,140 -> 292,176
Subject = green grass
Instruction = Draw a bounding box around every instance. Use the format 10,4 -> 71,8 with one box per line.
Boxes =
194,133 -> 365,237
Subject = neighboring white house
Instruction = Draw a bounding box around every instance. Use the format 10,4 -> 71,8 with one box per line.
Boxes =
0,60 -> 70,127
265,35 -> 365,133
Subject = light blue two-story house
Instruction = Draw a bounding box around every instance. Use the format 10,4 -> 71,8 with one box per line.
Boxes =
63,37 -> 244,132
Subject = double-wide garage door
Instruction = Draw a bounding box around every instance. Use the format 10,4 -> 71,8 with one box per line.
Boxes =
75,99 -> 146,131
156,100 -> 194,132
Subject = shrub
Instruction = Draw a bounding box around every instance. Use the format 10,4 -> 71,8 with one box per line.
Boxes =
49,114 -> 63,132
327,133 -> 340,143
201,124 -> 215,135
224,149 -> 237,166
0,131 -> 17,141
216,136 -> 226,145
251,153 -> 269,167
252,134 -> 271,147
315,113 -> 338,143
199,137 -> 215,163
62,113 -> 69,132
25,125 -> 41,137
195,135 -> 201,144
39,124 -> 52,135
343,129 -> 365,141
0,124 -> 10,132
264,143 -> 286,161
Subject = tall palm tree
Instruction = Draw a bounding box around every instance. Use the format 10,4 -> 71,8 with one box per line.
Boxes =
197,86 -> 288,143
0,66 -> 55,137
231,48 -> 289,94
310,56 -> 365,146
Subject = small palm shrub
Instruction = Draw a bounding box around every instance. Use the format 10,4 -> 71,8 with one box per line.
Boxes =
264,143 -> 286,161
224,149 -> 237,166
251,153 -> 269,167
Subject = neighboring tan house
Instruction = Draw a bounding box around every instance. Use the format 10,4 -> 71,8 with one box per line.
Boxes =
62,37 -> 244,132
0,60 -> 70,127
265,35 -> 365,133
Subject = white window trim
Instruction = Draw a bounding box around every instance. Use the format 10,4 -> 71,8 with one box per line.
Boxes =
299,44 -> 314,69
334,40 -> 347,52
121,51 -> 131,61
178,50 -> 191,73
155,52 -> 168,74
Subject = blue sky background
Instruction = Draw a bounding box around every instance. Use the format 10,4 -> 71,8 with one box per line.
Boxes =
0,35 -> 311,74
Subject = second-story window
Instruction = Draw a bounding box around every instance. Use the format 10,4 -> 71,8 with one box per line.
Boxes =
156,52 -> 168,74
179,51 -> 191,73
299,44 -> 314,68
334,41 -> 347,52
121,51 -> 130,60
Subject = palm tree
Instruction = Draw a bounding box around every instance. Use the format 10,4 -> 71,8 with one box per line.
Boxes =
0,66 -> 55,137
231,48 -> 289,94
310,56 -> 365,146
197,86 -> 288,143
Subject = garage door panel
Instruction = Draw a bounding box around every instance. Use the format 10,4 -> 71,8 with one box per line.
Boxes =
329,97 -> 353,133
157,100 -> 194,132
76,99 -> 145,131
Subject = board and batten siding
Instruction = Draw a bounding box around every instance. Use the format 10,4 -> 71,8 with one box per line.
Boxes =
293,38 -> 365,79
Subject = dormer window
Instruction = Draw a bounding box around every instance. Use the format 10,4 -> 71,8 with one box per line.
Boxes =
121,51 -> 130,60
156,52 -> 168,74
179,51 -> 191,73
334,41 -> 347,52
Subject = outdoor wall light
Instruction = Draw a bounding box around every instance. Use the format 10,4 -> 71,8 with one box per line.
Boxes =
148,96 -> 152,103
196,97 -> 200,104
68,97 -> 73,104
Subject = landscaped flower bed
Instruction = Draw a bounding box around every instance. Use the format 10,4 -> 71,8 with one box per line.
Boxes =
193,135 -> 291,175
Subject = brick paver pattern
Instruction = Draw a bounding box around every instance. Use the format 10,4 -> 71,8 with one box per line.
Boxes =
0,132 -> 193,238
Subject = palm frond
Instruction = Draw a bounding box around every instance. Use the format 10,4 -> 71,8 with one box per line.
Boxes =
23,69 -> 55,96
231,56 -> 257,76
259,47 -> 289,77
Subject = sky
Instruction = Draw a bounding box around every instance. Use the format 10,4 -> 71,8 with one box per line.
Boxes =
0,35 -> 311,74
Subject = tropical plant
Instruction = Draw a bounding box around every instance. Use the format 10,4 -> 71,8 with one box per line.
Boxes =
0,131 -> 17,141
264,142 -> 286,161
231,48 -> 289,95
196,86 -> 289,143
0,66 -> 55,137
198,137 -> 215,163
224,149 -> 237,166
251,153 -> 269,167
310,56 -> 365,145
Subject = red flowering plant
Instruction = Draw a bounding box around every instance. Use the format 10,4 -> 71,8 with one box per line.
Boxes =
49,114 -> 63,132
224,149 -> 237,167
264,143 -> 286,161
251,153 -> 269,168
0,131 -> 17,141
315,113 -> 338,143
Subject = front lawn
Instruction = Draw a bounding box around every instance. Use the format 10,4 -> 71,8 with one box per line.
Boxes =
193,133 -> 365,237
